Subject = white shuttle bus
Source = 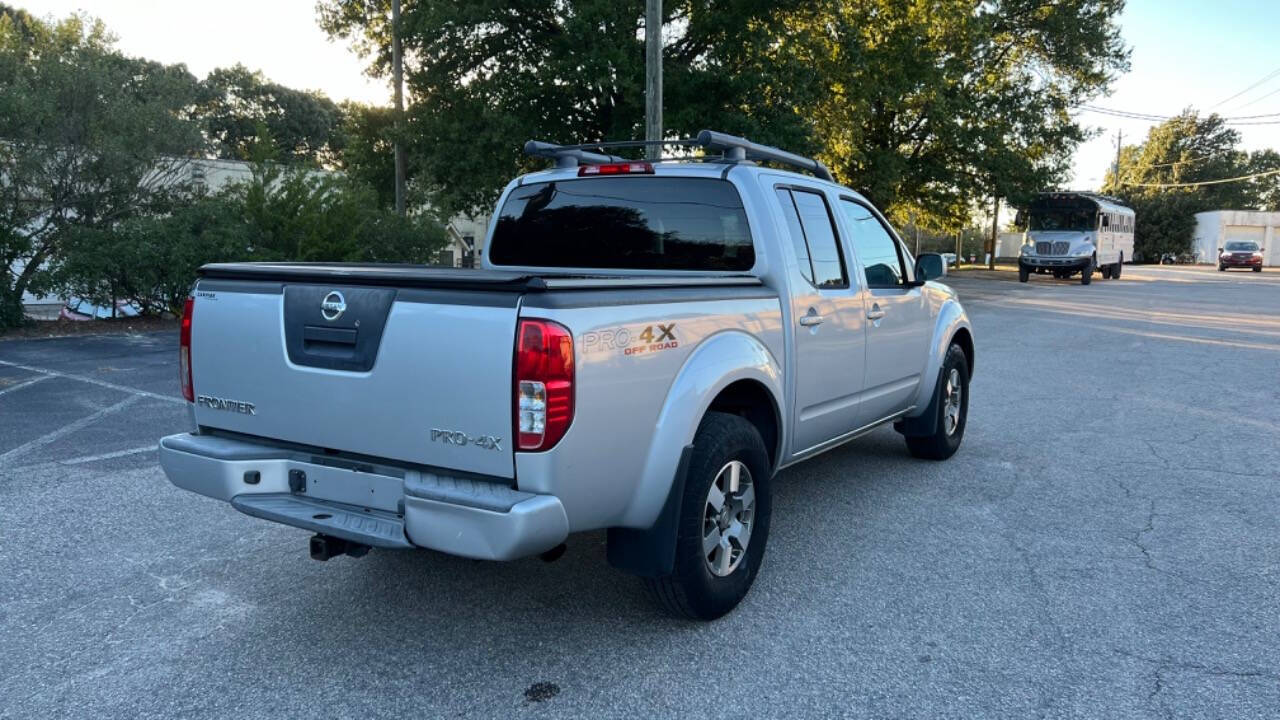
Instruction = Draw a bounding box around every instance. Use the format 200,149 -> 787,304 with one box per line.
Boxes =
1017,192 -> 1135,285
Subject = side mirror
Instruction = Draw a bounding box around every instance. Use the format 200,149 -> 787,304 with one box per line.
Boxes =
915,253 -> 947,282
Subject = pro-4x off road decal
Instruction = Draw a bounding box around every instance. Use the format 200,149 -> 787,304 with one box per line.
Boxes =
581,323 -> 679,356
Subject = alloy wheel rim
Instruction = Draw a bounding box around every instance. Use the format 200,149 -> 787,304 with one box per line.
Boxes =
702,460 -> 755,577
943,367 -> 963,435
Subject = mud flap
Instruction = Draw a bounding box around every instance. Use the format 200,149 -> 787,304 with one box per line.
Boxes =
894,365 -> 944,438
606,445 -> 694,577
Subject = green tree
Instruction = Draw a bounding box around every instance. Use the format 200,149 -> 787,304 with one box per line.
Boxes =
1103,111 -> 1268,260
319,0 -> 820,218
1245,149 -> 1280,211
196,64 -> 347,165
53,195 -> 246,316
338,102 -> 400,209
798,0 -> 1127,228
0,6 -> 202,327
319,0 -> 1127,228
224,163 -> 447,263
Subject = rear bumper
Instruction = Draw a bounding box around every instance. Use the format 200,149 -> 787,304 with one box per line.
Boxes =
158,433 -> 568,560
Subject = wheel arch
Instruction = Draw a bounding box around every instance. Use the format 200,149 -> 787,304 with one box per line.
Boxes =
607,330 -> 783,577
622,329 -> 783,529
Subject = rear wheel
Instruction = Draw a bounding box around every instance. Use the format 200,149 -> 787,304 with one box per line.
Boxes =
645,412 -> 772,620
905,344 -> 970,461
1254,266 -> 1263,272
1101,264 -> 1113,279
1113,260 -> 1122,279
1219,264 -> 1226,271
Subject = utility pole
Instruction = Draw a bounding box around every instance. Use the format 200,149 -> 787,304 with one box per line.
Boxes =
1112,129 -> 1123,191
644,0 -> 662,161
987,195 -> 999,270
392,0 -> 406,216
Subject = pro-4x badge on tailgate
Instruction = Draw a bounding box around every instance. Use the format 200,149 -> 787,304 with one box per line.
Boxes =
431,429 -> 502,450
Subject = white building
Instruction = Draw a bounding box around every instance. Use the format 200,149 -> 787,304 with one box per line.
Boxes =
995,232 -> 1025,258
440,214 -> 491,268
1192,210 -> 1278,266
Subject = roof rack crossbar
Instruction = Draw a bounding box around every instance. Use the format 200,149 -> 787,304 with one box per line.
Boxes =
523,140 -> 626,168
523,130 -> 835,182
696,130 -> 835,182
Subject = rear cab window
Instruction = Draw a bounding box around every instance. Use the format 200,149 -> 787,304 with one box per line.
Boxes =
489,177 -> 754,271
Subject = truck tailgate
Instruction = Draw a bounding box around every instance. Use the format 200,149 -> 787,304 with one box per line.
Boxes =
190,272 -> 521,480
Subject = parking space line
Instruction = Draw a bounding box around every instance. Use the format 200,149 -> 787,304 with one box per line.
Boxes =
57,445 -> 157,465
0,359 -> 183,405
0,395 -> 143,465
0,375 -> 51,397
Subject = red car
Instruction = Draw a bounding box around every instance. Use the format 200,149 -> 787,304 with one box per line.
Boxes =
1218,241 -> 1264,272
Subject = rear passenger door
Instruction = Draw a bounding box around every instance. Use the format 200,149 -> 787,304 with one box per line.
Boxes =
773,185 -> 867,456
838,198 -> 933,426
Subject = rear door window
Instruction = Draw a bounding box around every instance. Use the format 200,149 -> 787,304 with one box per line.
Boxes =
775,187 -> 848,288
489,177 -> 754,271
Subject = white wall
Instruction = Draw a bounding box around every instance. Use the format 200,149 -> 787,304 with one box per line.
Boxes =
1193,210 -> 1280,265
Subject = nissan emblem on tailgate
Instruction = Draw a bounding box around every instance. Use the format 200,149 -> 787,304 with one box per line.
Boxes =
321,290 -> 346,321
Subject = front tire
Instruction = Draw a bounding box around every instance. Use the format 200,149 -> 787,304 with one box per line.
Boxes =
1219,264 -> 1226,271
645,412 -> 772,620
1101,264 -> 1113,279
904,344 -> 970,461
1112,261 -> 1122,279
1254,266 -> 1263,272
1081,259 -> 1094,285
1018,264 -> 1030,283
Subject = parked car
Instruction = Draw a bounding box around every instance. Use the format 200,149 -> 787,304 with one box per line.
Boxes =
942,252 -> 958,267
1218,241 -> 1264,272
158,131 -> 975,620
59,297 -> 142,321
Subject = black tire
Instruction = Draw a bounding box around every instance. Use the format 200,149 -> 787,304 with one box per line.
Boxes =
904,344 -> 970,461
1081,259 -> 1094,285
1254,266 -> 1262,272
1112,261 -> 1122,279
644,412 -> 772,620
1101,264 -> 1113,279
1018,264 -> 1030,283
1219,264 -> 1226,272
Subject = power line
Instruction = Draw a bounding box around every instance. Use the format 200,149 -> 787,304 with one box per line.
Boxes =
1208,65 -> 1280,110
1126,155 -> 1212,170
1079,105 -> 1280,124
1227,85 -> 1280,113
1119,167 -> 1280,189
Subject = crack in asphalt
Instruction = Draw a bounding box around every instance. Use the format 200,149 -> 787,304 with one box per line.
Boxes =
1112,647 -> 1280,718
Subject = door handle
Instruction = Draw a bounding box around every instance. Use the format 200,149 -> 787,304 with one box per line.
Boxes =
798,314 -> 825,327
866,305 -> 886,321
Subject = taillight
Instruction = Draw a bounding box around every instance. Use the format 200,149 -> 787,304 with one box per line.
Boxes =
578,162 -> 654,176
179,296 -> 194,402
514,319 -> 574,451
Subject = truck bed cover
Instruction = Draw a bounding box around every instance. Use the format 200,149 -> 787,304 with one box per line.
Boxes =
198,262 -> 764,292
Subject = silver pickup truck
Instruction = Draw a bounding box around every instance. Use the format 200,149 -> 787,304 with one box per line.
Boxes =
159,132 -> 974,619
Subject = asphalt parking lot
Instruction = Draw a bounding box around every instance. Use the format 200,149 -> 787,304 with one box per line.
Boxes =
2,265 -> 1278,719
